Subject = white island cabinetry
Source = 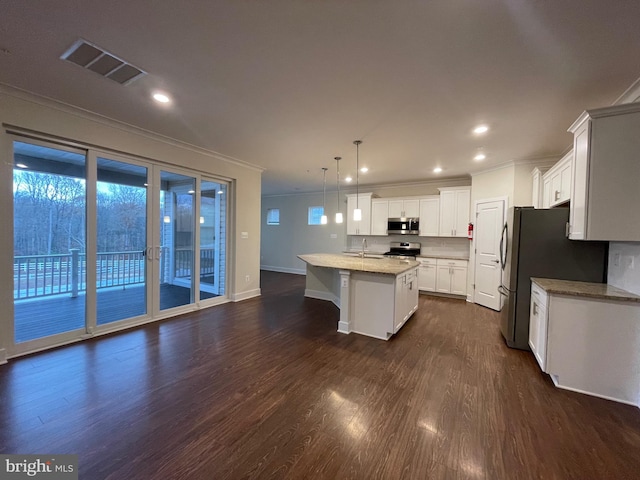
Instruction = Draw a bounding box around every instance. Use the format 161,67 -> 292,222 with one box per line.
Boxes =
298,254 -> 419,340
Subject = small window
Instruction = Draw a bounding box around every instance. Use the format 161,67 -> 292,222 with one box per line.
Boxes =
308,206 -> 324,225
267,208 -> 280,225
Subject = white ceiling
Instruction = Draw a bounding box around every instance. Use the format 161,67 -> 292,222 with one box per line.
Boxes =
1,1 -> 639,195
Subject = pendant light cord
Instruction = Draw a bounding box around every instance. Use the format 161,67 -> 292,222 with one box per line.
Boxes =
354,140 -> 362,210
335,157 -> 341,213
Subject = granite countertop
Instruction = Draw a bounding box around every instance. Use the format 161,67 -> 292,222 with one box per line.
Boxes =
299,253 -> 418,275
531,278 -> 640,303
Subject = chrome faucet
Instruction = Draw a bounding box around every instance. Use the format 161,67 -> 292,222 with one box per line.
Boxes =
360,238 -> 368,258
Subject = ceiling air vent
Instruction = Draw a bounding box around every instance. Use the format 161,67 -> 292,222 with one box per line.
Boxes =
60,39 -> 146,86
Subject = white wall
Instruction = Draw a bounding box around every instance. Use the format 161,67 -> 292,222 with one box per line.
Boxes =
608,243 -> 640,296
261,192 -> 347,274
0,86 -> 262,361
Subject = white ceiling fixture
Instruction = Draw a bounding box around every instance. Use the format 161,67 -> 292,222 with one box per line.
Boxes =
433,167 -> 442,173
344,176 -> 352,183
16,163 -> 28,169
473,125 -> 489,135
152,92 -> 171,104
60,39 -> 146,85
360,166 -> 368,173
474,153 -> 486,161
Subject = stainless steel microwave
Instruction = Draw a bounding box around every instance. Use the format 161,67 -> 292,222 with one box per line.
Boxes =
387,217 -> 419,235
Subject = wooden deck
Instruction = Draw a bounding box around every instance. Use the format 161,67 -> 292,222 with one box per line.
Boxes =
14,284 -> 216,343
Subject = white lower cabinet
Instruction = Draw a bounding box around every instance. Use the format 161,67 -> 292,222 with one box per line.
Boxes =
435,259 -> 467,296
417,258 -> 437,292
395,267 -> 419,333
531,278 -> 640,405
529,283 -> 549,371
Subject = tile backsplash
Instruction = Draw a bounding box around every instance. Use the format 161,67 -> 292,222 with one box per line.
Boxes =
608,242 -> 640,296
347,235 -> 470,258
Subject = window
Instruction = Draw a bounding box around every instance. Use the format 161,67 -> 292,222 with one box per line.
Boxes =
266,208 -> 280,225
308,206 -> 324,225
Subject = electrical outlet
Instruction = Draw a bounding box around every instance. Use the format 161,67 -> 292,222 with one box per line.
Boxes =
245,275 -> 250,283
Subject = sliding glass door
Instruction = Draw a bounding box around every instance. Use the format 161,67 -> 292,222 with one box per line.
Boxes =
13,141 -> 87,344
96,155 -> 149,326
11,138 -> 229,355
158,170 -> 196,311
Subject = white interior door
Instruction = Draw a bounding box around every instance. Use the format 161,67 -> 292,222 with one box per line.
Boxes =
474,199 -> 505,311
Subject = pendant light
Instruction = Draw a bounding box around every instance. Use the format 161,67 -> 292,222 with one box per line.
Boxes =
334,157 -> 343,224
353,140 -> 362,221
320,167 -> 328,225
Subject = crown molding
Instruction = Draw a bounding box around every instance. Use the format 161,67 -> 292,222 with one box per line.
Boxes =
0,83 -> 265,173
613,76 -> 640,105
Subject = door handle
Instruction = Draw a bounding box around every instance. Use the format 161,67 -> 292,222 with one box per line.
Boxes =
146,246 -> 153,260
155,246 -> 161,260
492,259 -> 499,264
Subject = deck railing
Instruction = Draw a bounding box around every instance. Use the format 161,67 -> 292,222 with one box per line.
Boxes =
14,248 -> 215,300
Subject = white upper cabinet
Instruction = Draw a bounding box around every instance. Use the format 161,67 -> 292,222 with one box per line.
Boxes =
438,187 -> 471,237
542,151 -> 572,208
568,103 -> 640,241
346,193 -> 374,235
419,196 -> 439,236
388,199 -> 419,218
371,199 -> 389,236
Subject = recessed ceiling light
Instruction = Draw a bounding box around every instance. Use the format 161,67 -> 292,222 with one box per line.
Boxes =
473,124 -> 489,135
16,163 -> 28,169
152,92 -> 171,104
360,167 -> 368,173
188,190 -> 195,194
345,176 -> 353,183
474,153 -> 486,161
217,190 -> 224,194
433,167 -> 442,174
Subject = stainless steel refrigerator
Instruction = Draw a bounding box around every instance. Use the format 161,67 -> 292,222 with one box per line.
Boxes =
499,207 -> 608,350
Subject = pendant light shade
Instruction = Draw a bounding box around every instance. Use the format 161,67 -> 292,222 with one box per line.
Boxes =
353,140 -> 362,222
335,157 -> 343,224
321,167 -> 328,225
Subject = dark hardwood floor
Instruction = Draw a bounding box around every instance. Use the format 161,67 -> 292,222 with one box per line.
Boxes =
2,270 -> 640,479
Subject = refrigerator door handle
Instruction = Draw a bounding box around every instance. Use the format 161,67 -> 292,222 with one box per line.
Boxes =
499,222 -> 508,271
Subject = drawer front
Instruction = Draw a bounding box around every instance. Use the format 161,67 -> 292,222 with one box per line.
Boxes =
417,257 -> 436,266
436,259 -> 468,268
531,283 -> 548,309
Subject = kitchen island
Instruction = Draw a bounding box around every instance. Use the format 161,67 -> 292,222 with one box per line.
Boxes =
298,253 -> 419,340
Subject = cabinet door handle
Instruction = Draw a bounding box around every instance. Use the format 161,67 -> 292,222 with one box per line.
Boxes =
565,222 -> 571,237
554,190 -> 560,201
533,303 -> 538,315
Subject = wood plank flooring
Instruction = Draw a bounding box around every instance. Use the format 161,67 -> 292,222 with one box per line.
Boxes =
2,270 -> 640,479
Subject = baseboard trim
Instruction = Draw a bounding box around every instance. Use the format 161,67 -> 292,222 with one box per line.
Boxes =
304,289 -> 340,308
231,288 -> 261,302
261,265 -> 306,275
